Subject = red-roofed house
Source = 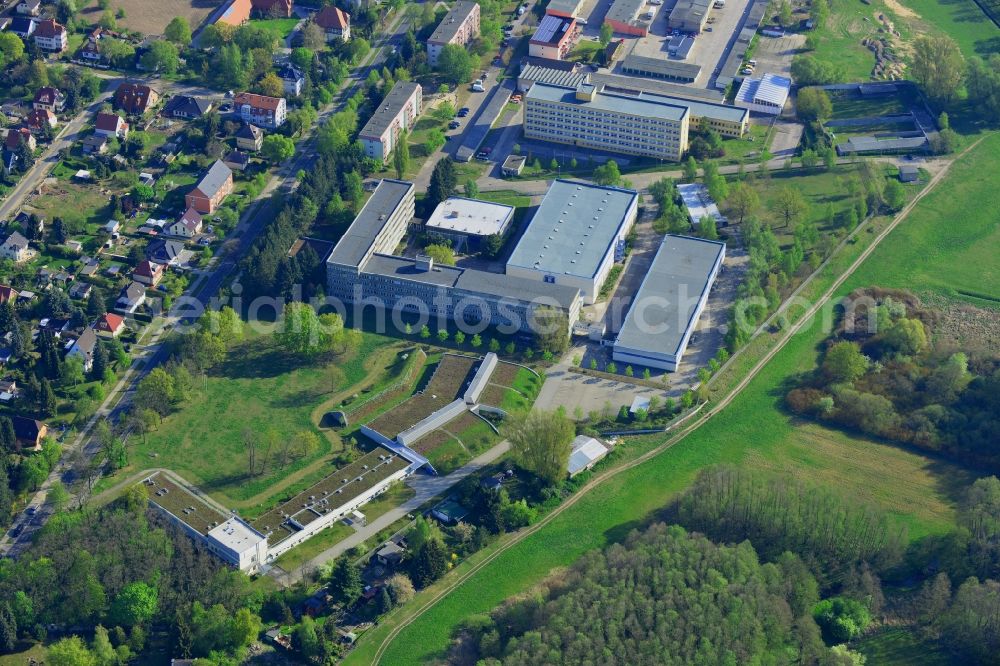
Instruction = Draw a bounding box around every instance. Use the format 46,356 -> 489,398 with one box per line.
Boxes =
132,260 -> 165,286
94,313 -> 126,338
314,6 -> 350,42
34,18 -> 67,53
26,108 -> 57,130
185,160 -> 233,214
233,92 -> 286,129
114,82 -> 160,115
0,285 -> 15,305
5,128 -> 36,152
94,112 -> 129,139
33,87 -> 65,113
252,0 -> 292,17
215,0 -> 252,26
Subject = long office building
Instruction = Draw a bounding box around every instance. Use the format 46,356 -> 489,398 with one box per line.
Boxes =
427,0 -> 480,66
506,180 -> 638,304
613,235 -> 725,371
359,81 -> 422,161
523,81 -> 690,161
621,54 -> 702,83
327,180 -> 583,335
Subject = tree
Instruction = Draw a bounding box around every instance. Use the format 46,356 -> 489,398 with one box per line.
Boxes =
911,34 -> 965,105
790,55 -> 844,85
822,341 -> 869,383
393,129 -> 410,179
328,558 -> 362,605
796,88 -> 832,122
698,216 -> 719,240
437,44 -> 474,85
261,134 -> 295,163
471,334 -> 483,349
599,22 -> 614,47
881,317 -> 927,355
385,573 -> 415,605
410,538 -> 448,588
772,186 -> 808,228
812,597 -> 871,644
109,582 -> 158,627
277,302 -> 347,355
428,157 -> 457,208
423,243 -> 456,266
504,409 -> 575,485
48,636 -> 97,666
99,9 -> 117,29
140,41 -> 180,75
883,178 -> 906,211
463,180 -> 479,198
437,329 -> 449,343
258,72 -> 284,98
135,367 -> 175,418
592,160 -> 622,186
531,305 -> 569,355
39,379 -> 56,417
683,156 -> 699,182
0,32 -> 25,66
727,182 -> 760,224
164,16 -> 192,45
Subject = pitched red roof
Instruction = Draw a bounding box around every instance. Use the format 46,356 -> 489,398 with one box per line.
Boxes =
314,5 -> 349,30
133,260 -> 162,278
5,128 -> 32,150
233,92 -> 283,111
0,285 -> 15,304
33,86 -> 62,106
26,109 -> 55,128
115,83 -> 158,113
95,112 -> 125,132
96,312 -> 125,333
216,0 -> 252,26
251,0 -> 292,16
34,18 -> 65,38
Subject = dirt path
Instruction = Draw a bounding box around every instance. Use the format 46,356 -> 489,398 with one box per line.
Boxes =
363,137 -> 986,666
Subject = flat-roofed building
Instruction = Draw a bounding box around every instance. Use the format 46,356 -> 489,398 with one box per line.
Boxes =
621,54 -> 702,83
613,235 -> 725,372
506,179 -> 639,304
667,0 -> 713,33
524,82 -> 690,161
735,73 -> 791,115
425,197 -> 515,252
529,15 -> 577,59
604,0 -> 649,36
678,182 -> 726,227
358,81 -> 422,161
427,1 -> 480,66
568,435 -> 610,476
546,0 -> 584,17
517,62 -> 587,92
206,518 -> 269,572
328,179 -> 415,274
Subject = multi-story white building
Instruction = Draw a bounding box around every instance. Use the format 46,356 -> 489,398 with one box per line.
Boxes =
506,180 -> 638,305
523,81 -> 690,161
33,18 -> 67,53
358,81 -> 422,161
427,0 -> 480,67
232,92 -> 287,129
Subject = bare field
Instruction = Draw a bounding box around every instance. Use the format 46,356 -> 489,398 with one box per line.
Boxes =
78,0 -> 219,36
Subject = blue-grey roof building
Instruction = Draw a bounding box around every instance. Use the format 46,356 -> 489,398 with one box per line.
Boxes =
613,235 -> 725,372
507,180 -> 639,304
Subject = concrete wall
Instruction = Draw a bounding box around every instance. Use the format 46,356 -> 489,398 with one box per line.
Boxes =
396,399 -> 468,448
463,353 -> 498,404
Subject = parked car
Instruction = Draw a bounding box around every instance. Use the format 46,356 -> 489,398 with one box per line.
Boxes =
475,147 -> 493,160
472,81 -> 485,92
449,120 -> 461,129
705,26 -> 713,31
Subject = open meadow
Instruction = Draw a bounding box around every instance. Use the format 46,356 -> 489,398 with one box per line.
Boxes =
346,134 -> 1000,666
78,0 -> 220,36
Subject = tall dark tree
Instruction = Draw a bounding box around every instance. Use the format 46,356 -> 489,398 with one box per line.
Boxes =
410,538 -> 448,588
328,558 -> 362,605
86,287 -> 107,318
92,342 -> 110,382
0,417 -> 15,454
38,379 -> 56,418
427,157 -> 457,210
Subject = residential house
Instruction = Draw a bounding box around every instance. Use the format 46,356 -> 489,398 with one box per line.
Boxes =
34,19 -> 68,53
147,239 -> 189,267
235,123 -> 263,152
132,259 -> 165,285
114,82 -> 160,115
9,17 -> 36,39
104,220 -> 122,234
94,312 -> 126,337
277,65 -> 305,97
251,0 -> 293,17
68,281 -> 92,300
0,285 -> 16,304
233,92 -> 286,129
17,0 -> 41,15
67,327 -> 97,372
223,150 -> 250,172
373,540 -> 405,567
314,6 -> 350,42
25,108 -> 57,130
162,95 -> 212,119
77,37 -> 104,64
116,281 -> 146,313
94,112 -> 129,139
215,0 -> 252,27
82,134 -> 109,154
0,232 -> 30,263
2,151 -> 18,176
185,160 -> 233,214
0,379 -> 17,403
33,87 -> 65,113
5,128 -> 36,152
38,316 -> 71,335
11,415 -> 47,451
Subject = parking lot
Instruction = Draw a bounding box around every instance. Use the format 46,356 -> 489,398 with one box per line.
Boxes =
748,30 -> 805,78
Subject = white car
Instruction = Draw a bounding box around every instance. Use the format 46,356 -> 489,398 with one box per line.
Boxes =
472,81 -> 485,92
649,0 -> 662,4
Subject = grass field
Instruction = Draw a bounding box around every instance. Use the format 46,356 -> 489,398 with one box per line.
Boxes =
253,18 -> 301,39
111,332 -> 397,507
77,0 -> 217,36
345,134 -> 1000,666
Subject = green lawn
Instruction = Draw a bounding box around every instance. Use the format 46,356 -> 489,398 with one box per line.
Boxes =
900,0 -> 1000,59
252,17 -> 300,39
345,133 -> 1000,666
474,189 -> 531,208
115,332 -> 397,506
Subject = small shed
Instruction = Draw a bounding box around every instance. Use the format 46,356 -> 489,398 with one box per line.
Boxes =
567,435 -> 610,477
629,395 -> 651,415
431,499 -> 470,525
898,165 -> 919,182
502,154 -> 526,177
374,540 -> 405,567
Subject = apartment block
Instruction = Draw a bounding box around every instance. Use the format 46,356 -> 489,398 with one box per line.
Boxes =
523,81 -> 689,161
427,1 -> 480,67
358,81 -> 422,161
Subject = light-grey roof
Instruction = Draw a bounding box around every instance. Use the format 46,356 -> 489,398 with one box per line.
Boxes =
621,54 -> 702,81
428,1 -> 479,44
194,160 -> 232,199
836,135 -> 927,154
3,231 -> 28,250
590,72 -> 722,100
520,63 -> 587,89
668,0 -> 712,25
614,235 -> 724,356
525,81 -> 689,121
568,435 -> 609,475
587,76 -> 745,123
546,0 -> 583,15
328,179 -> 414,268
507,179 -> 638,279
426,197 -> 514,237
606,0 -> 646,25
736,73 -> 791,107
359,81 -> 421,140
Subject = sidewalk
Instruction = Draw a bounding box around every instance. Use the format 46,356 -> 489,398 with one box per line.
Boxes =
273,440 -> 511,585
